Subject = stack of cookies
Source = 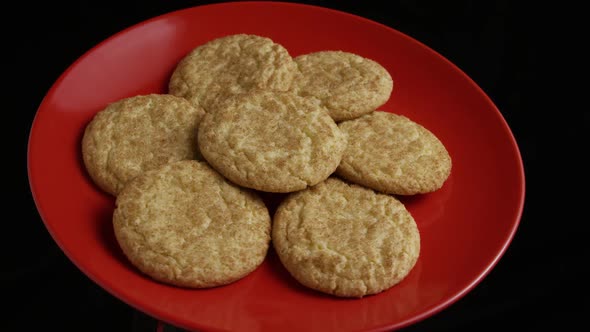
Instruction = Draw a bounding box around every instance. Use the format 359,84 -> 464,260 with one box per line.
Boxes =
81,34 -> 451,298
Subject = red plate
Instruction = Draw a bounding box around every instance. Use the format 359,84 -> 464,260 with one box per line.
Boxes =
28,2 -> 525,331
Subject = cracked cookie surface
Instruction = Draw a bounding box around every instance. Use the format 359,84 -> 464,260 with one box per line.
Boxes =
168,34 -> 298,111
82,94 -> 206,196
198,90 -> 347,193
113,160 -> 271,288
293,51 -> 393,122
272,177 -> 420,297
337,111 -> 452,195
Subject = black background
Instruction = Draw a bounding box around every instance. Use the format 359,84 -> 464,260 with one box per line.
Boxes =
5,0 -> 587,331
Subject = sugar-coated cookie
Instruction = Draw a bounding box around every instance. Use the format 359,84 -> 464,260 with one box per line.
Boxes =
337,111 -> 452,195
293,51 -> 393,122
113,160 -> 271,288
198,90 -> 347,193
82,94 -> 205,195
169,34 -> 298,111
272,177 -> 420,297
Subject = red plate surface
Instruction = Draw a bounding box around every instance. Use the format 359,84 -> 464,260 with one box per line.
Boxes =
27,2 -> 525,331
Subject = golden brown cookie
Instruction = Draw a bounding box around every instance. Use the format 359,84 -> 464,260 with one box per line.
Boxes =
198,90 -> 347,193
81,94 -> 206,196
272,177 -> 420,298
293,51 -> 393,122
336,111 -> 452,195
168,34 -> 298,111
113,160 -> 271,288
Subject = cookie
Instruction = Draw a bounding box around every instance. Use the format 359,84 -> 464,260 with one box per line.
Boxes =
168,34 -> 298,111
198,90 -> 347,193
293,51 -> 393,122
113,160 -> 271,288
81,94 -> 206,196
272,177 -> 420,298
336,111 -> 452,195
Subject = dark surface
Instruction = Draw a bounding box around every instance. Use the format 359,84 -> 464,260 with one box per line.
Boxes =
6,0 -> 586,331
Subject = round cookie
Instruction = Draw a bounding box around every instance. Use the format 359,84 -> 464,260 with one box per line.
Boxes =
336,111 -> 452,195
198,90 -> 347,193
82,94 -> 206,196
113,160 -> 271,288
272,177 -> 420,298
293,51 -> 393,122
168,34 -> 298,111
